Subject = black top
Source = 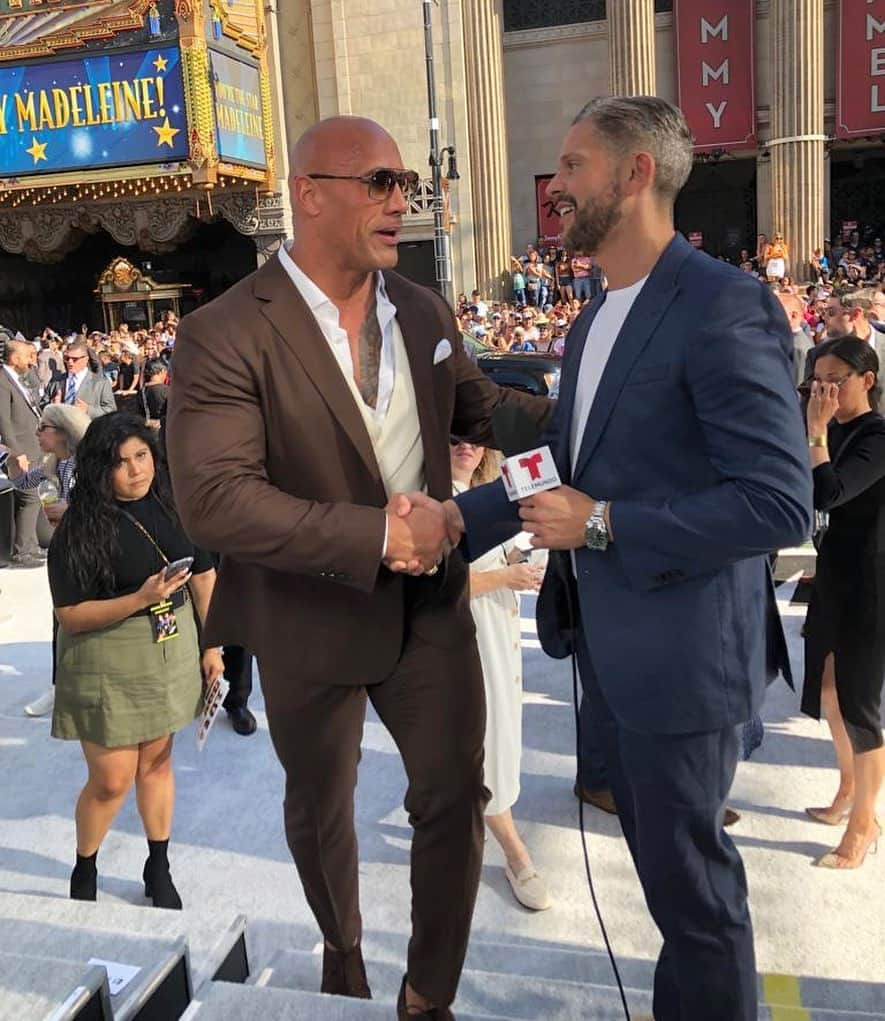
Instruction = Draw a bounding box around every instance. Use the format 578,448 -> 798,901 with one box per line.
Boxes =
813,411 -> 885,554
143,383 -> 169,420
49,493 -> 213,607
117,362 -> 137,390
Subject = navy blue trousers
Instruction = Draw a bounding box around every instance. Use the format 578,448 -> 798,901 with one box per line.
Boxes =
578,640 -> 757,1021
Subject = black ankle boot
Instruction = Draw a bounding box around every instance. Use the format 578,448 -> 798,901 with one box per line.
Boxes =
70,851 -> 98,902
143,839 -> 182,910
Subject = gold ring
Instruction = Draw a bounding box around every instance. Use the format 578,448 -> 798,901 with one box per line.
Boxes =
425,564 -> 439,576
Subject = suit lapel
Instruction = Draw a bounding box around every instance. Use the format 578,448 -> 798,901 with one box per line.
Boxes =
254,258 -> 381,482
383,272 -> 447,497
4,369 -> 39,418
572,234 -> 693,483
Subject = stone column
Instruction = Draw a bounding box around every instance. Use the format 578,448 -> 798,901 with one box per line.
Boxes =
769,0 -> 825,281
608,0 -> 656,96
461,0 -> 511,298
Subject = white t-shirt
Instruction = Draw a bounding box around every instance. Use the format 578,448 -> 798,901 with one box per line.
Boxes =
570,276 -> 649,471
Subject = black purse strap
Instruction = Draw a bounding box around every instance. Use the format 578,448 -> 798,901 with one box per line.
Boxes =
118,507 -> 170,566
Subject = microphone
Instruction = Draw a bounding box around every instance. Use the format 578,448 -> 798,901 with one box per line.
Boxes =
491,405 -> 561,502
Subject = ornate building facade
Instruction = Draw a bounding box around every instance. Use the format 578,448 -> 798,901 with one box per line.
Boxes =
0,0 -> 879,327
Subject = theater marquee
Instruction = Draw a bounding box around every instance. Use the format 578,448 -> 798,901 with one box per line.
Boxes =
673,0 -> 756,152
836,0 -> 885,138
0,47 -> 188,176
0,0 -> 275,205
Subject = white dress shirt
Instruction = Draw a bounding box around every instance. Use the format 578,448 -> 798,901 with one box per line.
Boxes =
278,243 -> 398,421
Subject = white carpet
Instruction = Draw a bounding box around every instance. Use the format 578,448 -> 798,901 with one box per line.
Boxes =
0,566 -> 882,1015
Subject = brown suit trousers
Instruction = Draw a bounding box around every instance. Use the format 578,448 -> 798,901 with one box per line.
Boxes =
261,576 -> 488,1007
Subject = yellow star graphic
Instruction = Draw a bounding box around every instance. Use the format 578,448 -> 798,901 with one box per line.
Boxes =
153,54 -> 168,73
25,136 -> 48,165
153,116 -> 180,149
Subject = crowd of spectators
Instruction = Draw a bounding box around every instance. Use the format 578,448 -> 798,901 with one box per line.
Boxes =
455,243 -> 605,355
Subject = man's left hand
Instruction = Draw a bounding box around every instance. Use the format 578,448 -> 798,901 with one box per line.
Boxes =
74,398 -> 89,414
519,486 -> 600,550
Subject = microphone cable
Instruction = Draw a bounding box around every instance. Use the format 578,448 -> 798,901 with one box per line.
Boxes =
562,571 -> 632,1021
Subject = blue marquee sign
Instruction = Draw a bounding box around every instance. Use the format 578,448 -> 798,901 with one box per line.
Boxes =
211,50 -> 266,169
0,46 -> 188,178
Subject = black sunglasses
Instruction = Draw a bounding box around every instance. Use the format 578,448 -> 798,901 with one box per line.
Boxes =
307,167 -> 420,202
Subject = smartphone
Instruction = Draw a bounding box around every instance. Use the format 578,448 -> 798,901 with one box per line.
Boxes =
164,556 -> 194,581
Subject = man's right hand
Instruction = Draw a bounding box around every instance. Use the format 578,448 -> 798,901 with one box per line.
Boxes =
384,493 -> 456,575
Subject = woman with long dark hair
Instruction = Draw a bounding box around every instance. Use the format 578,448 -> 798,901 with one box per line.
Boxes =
802,337 -> 885,869
49,413 -> 223,906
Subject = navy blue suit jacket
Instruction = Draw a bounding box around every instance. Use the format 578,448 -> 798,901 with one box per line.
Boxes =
456,234 -> 813,735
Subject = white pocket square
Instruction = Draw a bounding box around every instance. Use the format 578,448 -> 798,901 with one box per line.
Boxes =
433,339 -> 453,365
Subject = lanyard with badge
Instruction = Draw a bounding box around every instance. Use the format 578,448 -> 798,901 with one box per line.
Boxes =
119,508 -> 183,643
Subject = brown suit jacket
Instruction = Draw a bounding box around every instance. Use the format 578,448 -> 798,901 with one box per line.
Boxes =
167,257 -> 550,686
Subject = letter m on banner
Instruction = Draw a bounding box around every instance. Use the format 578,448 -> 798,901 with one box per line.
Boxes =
673,0 -> 756,152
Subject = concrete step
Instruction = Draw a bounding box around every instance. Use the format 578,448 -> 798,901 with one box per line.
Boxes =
186,980 -> 521,1020
0,952 -> 112,1021
0,900 -> 189,1021
0,891 -> 247,994
261,948 -> 652,1020
260,943 -> 885,1021
462,939 -> 885,1018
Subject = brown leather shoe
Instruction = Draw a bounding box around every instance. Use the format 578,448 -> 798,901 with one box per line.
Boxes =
573,782 -> 618,815
724,808 -> 741,828
321,943 -> 371,999
397,976 -> 454,1019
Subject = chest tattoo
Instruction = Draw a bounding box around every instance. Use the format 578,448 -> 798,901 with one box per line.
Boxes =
357,293 -> 382,408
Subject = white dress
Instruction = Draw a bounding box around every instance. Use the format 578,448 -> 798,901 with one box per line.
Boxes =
455,481 -> 523,816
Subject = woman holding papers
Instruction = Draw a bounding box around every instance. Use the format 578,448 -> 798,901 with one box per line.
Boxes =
47,412 -> 222,908
451,439 -> 550,911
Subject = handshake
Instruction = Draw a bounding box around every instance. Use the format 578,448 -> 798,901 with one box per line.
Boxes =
383,492 -> 465,576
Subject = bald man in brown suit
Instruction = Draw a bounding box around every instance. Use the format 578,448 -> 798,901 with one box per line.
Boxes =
167,117 -> 550,1019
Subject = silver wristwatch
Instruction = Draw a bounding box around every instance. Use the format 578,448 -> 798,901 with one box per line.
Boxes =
584,500 -> 610,551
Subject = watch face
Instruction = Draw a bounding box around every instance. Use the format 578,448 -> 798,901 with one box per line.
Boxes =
585,524 -> 609,551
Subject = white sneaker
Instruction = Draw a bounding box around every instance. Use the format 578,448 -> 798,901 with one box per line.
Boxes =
504,862 -> 551,911
24,688 -> 54,717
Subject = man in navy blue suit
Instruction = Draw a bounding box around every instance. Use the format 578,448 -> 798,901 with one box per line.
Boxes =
400,98 -> 813,1021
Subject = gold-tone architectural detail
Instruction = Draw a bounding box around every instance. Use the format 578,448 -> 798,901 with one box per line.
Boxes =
0,0 -> 155,60
607,0 -> 655,96
179,37 -> 218,184
99,257 -> 141,291
208,0 -> 261,55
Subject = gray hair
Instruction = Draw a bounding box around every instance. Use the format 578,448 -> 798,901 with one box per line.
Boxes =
842,288 -> 876,315
573,96 -> 694,202
38,403 -> 91,479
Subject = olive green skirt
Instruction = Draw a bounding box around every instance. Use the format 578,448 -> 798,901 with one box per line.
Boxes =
52,600 -> 203,748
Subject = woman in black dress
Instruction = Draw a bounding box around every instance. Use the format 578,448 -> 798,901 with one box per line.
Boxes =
802,337 -> 885,869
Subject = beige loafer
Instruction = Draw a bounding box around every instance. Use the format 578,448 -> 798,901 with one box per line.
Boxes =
24,688 -> 54,717
504,863 -> 551,911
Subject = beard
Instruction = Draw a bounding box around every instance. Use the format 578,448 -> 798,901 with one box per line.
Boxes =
562,181 -> 623,255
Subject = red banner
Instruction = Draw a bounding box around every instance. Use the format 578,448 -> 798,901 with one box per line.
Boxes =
673,0 -> 756,151
535,175 -> 561,243
836,0 -> 885,138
